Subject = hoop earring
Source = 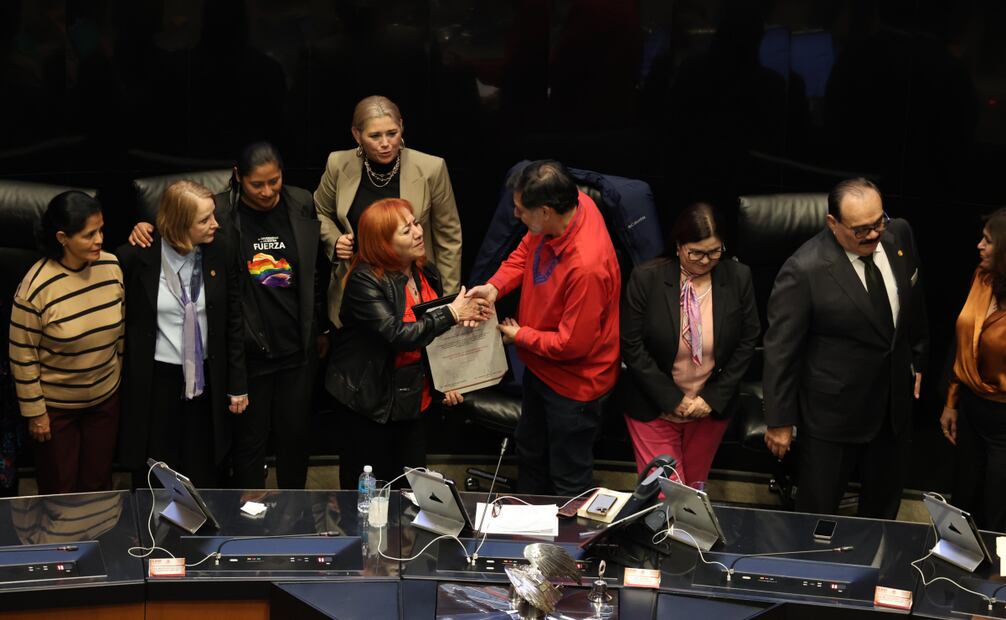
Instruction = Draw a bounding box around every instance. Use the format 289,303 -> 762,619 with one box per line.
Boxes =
400,137 -> 406,150
355,145 -> 363,158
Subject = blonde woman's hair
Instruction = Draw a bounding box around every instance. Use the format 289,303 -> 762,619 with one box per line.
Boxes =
156,180 -> 214,253
351,95 -> 403,131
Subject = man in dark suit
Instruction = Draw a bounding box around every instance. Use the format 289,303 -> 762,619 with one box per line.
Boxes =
763,178 -> 928,518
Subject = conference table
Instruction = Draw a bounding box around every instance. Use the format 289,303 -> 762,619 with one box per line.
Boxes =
0,490 -> 145,619
0,488 -> 1004,618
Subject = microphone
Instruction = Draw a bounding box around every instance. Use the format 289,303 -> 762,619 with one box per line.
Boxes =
0,544 -> 80,554
724,545 -> 856,581
469,437 -> 509,564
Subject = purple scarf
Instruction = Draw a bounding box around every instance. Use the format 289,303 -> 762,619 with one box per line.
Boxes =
162,245 -> 205,399
178,250 -> 205,399
680,274 -> 703,366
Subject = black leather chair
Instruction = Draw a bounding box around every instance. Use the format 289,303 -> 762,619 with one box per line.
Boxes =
731,193 -> 827,506
132,170 -> 231,223
0,180 -> 99,287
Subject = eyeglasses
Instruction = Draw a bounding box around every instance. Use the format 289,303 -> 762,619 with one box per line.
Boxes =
684,247 -> 725,262
838,212 -> 890,240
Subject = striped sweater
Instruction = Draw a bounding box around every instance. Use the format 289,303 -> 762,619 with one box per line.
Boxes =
9,252 -> 125,417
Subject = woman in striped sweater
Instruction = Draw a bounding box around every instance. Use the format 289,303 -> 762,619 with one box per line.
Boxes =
9,192 -> 124,494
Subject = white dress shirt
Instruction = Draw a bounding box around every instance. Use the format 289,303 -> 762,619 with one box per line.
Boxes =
154,243 -> 209,364
844,243 -> 900,328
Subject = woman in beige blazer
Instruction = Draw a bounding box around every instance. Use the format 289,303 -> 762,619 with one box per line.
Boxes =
314,95 -> 462,326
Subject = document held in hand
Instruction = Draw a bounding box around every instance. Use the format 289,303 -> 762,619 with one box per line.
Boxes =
415,296 -> 509,394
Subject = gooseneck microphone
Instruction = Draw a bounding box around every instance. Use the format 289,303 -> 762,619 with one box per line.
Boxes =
469,437 -> 508,564
724,545 -> 856,581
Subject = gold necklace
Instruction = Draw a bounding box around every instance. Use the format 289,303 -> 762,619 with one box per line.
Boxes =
364,154 -> 401,188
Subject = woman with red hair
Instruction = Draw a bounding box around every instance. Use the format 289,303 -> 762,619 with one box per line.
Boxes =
324,198 -> 488,489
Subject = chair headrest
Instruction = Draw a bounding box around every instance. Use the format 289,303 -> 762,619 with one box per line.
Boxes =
0,180 -> 97,250
132,170 -> 232,223
735,193 -> 827,265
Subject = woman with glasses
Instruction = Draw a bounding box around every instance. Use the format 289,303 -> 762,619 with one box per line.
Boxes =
618,203 -> 760,486
941,208 -> 1006,531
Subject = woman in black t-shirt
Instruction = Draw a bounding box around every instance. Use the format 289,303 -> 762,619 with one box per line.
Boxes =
129,143 -> 327,489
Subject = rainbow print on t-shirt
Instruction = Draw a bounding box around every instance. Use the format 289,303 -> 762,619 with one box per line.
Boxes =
247,252 -> 293,287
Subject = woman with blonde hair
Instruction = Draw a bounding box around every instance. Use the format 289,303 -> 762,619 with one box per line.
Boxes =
117,180 -> 247,487
314,95 -> 462,327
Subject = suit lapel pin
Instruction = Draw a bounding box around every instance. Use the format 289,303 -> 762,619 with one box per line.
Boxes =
897,250 -> 903,257
210,269 -> 217,277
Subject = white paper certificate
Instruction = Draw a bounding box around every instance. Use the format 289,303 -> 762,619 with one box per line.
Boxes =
423,310 -> 509,394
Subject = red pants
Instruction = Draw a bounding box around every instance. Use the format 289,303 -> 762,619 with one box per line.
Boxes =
624,413 -> 729,487
32,391 -> 120,495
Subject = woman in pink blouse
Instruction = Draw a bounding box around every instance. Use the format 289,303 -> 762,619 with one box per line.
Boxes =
618,203 -> 760,487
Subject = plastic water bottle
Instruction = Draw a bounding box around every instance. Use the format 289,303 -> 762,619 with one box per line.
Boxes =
357,465 -> 376,513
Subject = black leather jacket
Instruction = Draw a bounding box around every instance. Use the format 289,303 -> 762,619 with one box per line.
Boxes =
324,262 -> 455,423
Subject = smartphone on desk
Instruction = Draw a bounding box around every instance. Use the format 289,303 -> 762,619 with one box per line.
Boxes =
558,497 -> 589,519
813,519 -> 837,543
586,493 -> 618,517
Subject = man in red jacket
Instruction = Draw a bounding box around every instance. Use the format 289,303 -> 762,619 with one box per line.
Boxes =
468,160 -> 621,494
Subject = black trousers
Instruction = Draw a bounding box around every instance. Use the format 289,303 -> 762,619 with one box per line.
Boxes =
515,370 -> 604,496
231,362 -> 314,489
795,417 -> 909,519
147,361 -> 218,488
337,402 -> 427,491
952,388 -> 1006,532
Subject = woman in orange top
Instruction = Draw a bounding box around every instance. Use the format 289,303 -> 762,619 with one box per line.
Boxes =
941,208 -> 1006,532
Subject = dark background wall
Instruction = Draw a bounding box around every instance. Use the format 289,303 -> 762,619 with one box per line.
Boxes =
2,0 -> 1005,491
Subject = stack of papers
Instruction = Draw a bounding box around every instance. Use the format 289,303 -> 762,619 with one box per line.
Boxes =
473,503 -> 559,537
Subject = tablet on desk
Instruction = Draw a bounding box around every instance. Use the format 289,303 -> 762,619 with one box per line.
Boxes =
658,477 -> 726,551
147,459 -> 219,534
406,468 -> 473,538
922,492 -> 993,572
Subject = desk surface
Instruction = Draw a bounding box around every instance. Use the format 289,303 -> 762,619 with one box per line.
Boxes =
398,491 -> 614,584
135,488 -> 400,598
0,490 -> 145,609
9,487 -> 1006,617
618,504 -> 929,614
911,528 -> 1006,619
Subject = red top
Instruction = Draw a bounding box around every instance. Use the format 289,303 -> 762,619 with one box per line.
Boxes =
395,269 -> 439,412
488,192 -> 621,401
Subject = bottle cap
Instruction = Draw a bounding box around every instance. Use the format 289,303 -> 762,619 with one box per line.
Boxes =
363,465 -> 372,473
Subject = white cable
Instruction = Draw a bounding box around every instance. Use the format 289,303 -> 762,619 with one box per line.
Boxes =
557,487 -> 603,512
911,551 -> 995,606
910,515 -> 996,609
472,495 -> 533,561
651,508 -> 730,576
375,524 -> 472,563
125,461 -> 218,568
663,526 -> 731,575
909,519 -> 993,603
367,466 -> 474,564
378,467 -> 428,494
127,461 -> 177,560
